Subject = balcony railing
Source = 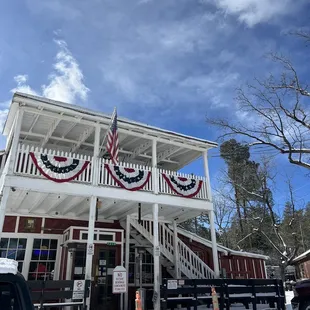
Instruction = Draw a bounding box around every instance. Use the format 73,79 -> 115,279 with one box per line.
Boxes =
13,144 -> 209,200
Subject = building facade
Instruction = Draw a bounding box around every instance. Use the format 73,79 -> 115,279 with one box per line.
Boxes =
0,92 -> 267,309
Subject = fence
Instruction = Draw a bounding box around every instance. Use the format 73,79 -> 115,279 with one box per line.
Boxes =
27,280 -> 90,309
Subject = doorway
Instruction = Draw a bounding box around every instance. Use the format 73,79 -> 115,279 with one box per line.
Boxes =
91,246 -> 119,309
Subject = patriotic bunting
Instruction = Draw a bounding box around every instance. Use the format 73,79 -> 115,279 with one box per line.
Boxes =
105,164 -> 151,191
162,173 -> 203,198
30,152 -> 89,183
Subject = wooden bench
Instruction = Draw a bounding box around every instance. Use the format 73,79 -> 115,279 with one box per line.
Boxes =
160,278 -> 285,310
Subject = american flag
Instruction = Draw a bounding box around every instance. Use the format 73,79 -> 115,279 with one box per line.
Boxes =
106,108 -> 119,165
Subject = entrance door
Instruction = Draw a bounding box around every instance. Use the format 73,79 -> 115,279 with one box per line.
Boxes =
91,247 -> 119,309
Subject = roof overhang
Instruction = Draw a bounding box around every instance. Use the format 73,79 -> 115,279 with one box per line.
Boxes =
291,249 -> 310,265
4,92 -> 218,171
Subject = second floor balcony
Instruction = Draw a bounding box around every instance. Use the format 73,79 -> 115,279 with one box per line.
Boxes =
13,144 -> 210,201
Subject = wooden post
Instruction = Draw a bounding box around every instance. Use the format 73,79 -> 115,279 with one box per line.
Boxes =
84,125 -> 100,308
124,215 -> 131,310
152,139 -> 160,310
0,109 -> 23,235
203,151 -> 220,277
173,220 -> 180,278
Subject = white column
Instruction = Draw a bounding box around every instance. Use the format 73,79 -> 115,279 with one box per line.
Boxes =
0,187 -> 10,236
173,220 -> 180,278
7,109 -> 23,175
209,210 -> 220,277
85,196 -> 97,279
153,203 -> 160,310
84,125 -> 100,307
152,139 -> 160,310
124,215 -> 131,310
203,151 -> 220,277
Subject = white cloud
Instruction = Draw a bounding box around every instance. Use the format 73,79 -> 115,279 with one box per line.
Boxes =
11,40 -> 89,105
11,75 -> 38,96
42,40 -> 90,103
210,0 -> 300,27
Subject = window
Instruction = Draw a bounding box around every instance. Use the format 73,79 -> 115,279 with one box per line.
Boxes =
0,238 -> 27,272
128,244 -> 154,285
28,239 -> 58,280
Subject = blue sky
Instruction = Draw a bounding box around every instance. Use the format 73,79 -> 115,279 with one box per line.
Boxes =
0,0 -> 310,213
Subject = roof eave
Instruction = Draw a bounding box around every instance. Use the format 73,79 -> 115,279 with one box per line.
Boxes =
12,92 -> 218,149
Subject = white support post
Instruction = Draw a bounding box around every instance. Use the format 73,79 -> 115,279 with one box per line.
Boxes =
152,139 -> 158,194
84,125 -> 100,308
7,109 -> 23,175
152,139 -> 160,310
152,203 -> 160,310
203,151 -> 220,277
173,220 -> 180,279
124,215 -> 131,310
0,187 -> 10,236
209,210 -> 220,277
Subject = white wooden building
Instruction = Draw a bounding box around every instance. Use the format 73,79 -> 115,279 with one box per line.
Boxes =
0,92 -> 265,309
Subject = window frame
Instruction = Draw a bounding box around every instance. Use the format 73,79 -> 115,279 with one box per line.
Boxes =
0,233 -> 62,280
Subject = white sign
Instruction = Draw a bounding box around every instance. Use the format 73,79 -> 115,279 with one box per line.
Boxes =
87,243 -> 94,255
167,279 -> 178,290
72,280 -> 85,299
154,246 -> 160,256
112,266 -> 127,294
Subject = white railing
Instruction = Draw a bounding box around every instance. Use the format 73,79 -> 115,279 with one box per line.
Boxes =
98,159 -> 153,192
130,218 -> 216,279
158,168 -> 208,200
13,144 -> 209,200
14,144 -> 92,184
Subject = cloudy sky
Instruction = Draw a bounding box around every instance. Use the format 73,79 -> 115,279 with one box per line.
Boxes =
1,0 -> 310,209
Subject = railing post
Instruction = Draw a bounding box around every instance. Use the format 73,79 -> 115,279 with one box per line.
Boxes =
173,220 -> 180,279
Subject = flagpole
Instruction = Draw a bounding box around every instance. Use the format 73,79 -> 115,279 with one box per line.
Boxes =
99,107 -> 117,157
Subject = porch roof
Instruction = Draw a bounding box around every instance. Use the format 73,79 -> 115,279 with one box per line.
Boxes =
6,188 -> 206,224
4,92 -> 217,171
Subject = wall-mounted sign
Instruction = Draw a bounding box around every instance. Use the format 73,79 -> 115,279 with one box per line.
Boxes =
87,243 -> 94,255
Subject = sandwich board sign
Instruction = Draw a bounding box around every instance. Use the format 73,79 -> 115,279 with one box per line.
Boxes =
112,266 -> 127,294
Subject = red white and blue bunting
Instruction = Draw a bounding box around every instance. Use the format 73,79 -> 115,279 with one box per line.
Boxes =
162,173 -> 203,198
30,152 -> 89,183
105,164 -> 151,191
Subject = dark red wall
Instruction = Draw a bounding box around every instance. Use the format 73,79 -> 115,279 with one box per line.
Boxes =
178,232 -> 266,279
3,216 -> 16,232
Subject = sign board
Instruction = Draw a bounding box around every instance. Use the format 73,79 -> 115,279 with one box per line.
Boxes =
154,246 -> 160,256
178,279 -> 185,286
167,279 -> 178,290
112,266 -> 127,294
72,280 -> 85,299
87,243 -> 94,255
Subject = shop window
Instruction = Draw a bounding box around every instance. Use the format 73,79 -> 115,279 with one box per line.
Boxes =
28,238 -> 58,280
0,238 -> 27,272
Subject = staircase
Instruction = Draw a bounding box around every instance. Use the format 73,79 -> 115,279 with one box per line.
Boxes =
128,217 -> 216,279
